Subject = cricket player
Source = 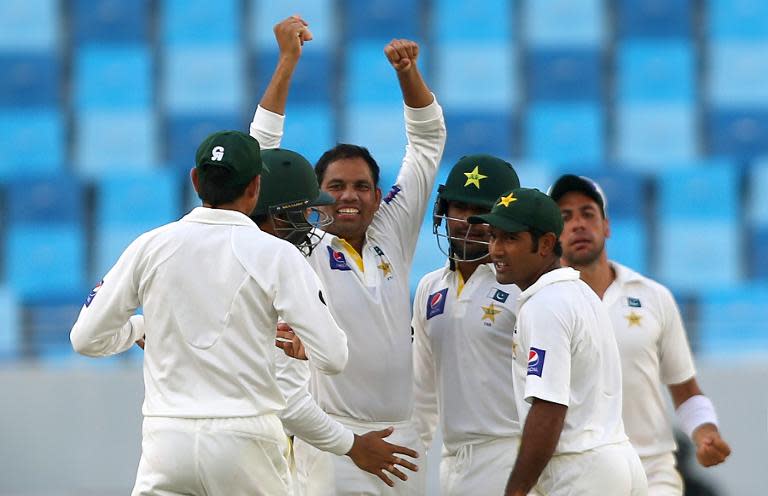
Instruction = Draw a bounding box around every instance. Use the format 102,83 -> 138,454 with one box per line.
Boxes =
468,187 -> 647,496
70,130 -> 349,496
412,154 -> 524,495
549,174 -> 731,495
251,147 -> 420,488
250,16 -> 446,495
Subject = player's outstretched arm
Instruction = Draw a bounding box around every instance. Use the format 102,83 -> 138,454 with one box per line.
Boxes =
347,427 -> 420,487
504,399 -> 566,496
384,39 -> 433,109
259,15 -> 312,115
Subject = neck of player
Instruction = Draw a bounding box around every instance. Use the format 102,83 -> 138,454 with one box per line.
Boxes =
566,250 -> 614,299
456,256 -> 488,281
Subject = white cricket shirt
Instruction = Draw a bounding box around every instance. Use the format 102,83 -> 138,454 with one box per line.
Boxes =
251,98 -> 446,422
512,267 -> 627,454
603,261 -> 696,457
70,207 -> 348,418
412,263 -> 521,453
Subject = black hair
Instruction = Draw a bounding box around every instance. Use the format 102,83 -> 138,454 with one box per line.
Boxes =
530,229 -> 563,257
315,144 -> 380,187
197,165 -> 250,207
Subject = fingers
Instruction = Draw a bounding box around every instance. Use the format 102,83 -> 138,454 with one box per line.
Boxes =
387,464 -> 408,482
373,426 -> 395,438
392,455 -> 419,472
384,39 -> 419,72
375,470 -> 395,487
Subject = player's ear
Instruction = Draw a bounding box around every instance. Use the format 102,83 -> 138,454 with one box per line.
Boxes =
603,216 -> 611,240
374,186 -> 382,210
190,168 -> 200,194
540,232 -> 558,257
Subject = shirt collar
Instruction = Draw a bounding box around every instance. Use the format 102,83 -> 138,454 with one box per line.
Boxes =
518,267 -> 581,306
439,260 -> 495,282
181,207 -> 256,227
609,260 -> 643,286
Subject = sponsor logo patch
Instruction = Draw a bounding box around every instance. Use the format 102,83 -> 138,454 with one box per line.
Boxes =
85,280 -> 103,307
426,288 -> 448,320
527,347 -> 546,377
327,246 -> 352,271
383,185 -> 402,204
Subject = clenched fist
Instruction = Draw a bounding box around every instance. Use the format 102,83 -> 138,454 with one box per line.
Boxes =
273,15 -> 313,61
384,39 -> 419,73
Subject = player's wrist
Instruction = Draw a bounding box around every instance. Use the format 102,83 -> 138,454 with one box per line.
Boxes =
676,394 -> 718,439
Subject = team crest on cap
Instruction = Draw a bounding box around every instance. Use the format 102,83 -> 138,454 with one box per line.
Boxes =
463,166 -> 488,189
426,288 -> 449,320
211,146 -> 224,161
527,347 -> 546,377
85,280 -> 103,307
497,192 -> 517,207
327,246 -> 352,271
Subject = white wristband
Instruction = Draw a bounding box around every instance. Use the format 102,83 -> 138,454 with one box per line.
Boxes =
676,395 -> 718,438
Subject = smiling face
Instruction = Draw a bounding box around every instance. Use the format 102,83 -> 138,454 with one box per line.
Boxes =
318,157 -> 381,243
488,227 -> 547,290
557,191 -> 610,267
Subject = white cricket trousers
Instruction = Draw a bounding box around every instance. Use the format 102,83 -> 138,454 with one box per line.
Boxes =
131,415 -> 293,496
440,437 -> 521,496
293,415 -> 425,496
641,452 -> 684,496
534,440 -> 648,496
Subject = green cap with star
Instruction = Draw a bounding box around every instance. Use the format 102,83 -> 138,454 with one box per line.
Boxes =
468,187 -> 564,236
439,154 -> 520,209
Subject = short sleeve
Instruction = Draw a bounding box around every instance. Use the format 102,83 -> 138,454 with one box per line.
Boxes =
522,300 -> 573,406
657,287 -> 696,385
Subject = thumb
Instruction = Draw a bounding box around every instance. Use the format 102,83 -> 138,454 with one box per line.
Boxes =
376,426 -> 395,438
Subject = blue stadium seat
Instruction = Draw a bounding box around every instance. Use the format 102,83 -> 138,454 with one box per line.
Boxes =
6,175 -> 84,225
747,158 -> 768,225
587,169 -> 648,220
0,286 -> 21,360
442,111 -> 514,165
708,42 -> 768,105
616,104 -> 697,169
166,113 -> 243,171
708,0 -> 768,41
282,104 -> 335,165
24,295 -> 91,360
656,220 -> 741,290
0,0 -> 58,50
434,0 -> 512,42
344,0 -> 421,41
96,170 -> 180,228
617,40 -> 695,102
163,46 -> 244,113
5,226 -> 86,299
525,49 -> 602,101
656,162 -> 739,220
436,42 -> 516,111
707,109 -> 768,161
72,0 -> 149,44
254,49 -> 332,104
750,227 -> 768,280
607,219 -> 649,274
525,103 -> 604,164
342,104 -> 407,180
514,161 -> 557,192
0,110 -> 63,179
250,0 -> 336,50
75,110 -> 159,176
617,0 -> 692,39
697,284 -> 768,355
346,41 -> 408,104
93,226 -> 147,282
161,0 -> 239,45
74,45 -> 152,110
0,53 -> 59,107
525,0 -> 604,47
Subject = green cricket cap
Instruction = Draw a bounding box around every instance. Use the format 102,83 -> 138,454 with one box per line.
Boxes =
440,154 -> 520,209
252,148 -> 335,216
468,187 -> 564,237
195,130 -> 265,187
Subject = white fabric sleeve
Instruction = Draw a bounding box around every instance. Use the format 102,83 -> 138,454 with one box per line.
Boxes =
411,280 -> 439,449
522,301 -> 573,407
70,237 -> 145,356
657,286 -> 697,385
249,105 -> 284,150
370,97 -> 446,264
275,350 -> 355,455
272,247 -> 348,375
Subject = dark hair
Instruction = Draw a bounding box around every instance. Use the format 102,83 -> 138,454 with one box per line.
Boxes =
315,144 -> 380,186
530,229 -> 563,257
197,165 -> 250,207
249,212 -> 269,225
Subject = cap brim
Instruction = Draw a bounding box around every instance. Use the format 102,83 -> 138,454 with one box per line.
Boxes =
309,190 -> 335,207
467,213 -> 529,233
549,175 -> 603,210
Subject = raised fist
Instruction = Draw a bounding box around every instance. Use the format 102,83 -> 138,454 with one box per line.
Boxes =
384,39 -> 419,73
273,15 -> 313,60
